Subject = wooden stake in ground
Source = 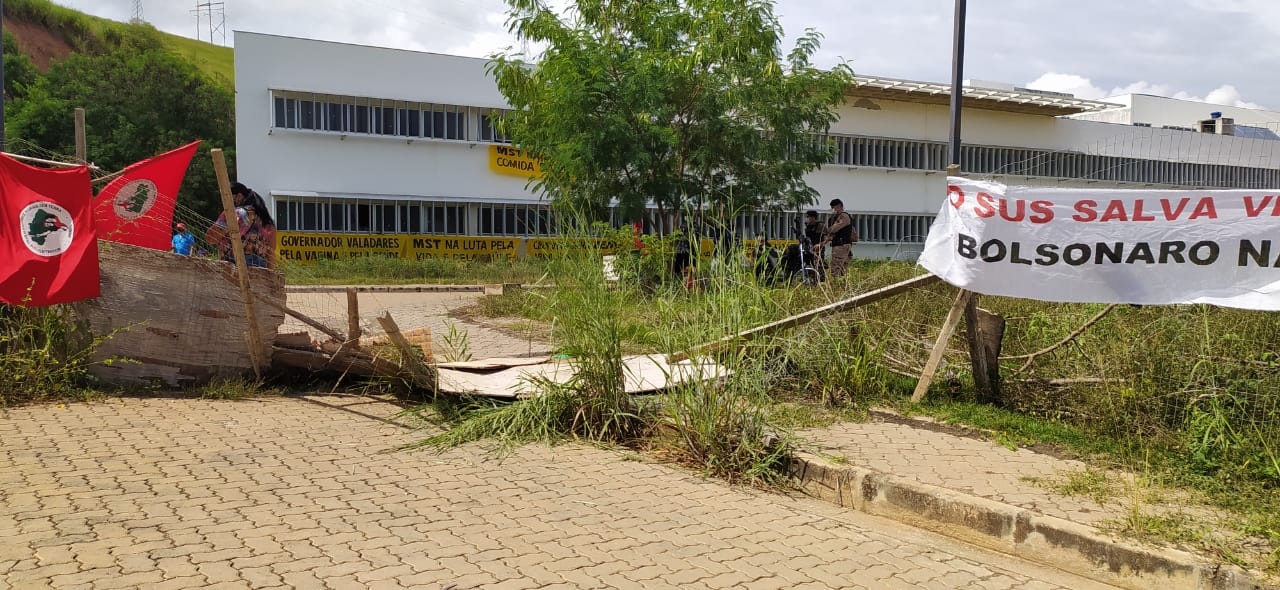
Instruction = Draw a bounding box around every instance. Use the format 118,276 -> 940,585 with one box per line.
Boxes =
376,312 -> 436,391
910,288 -> 973,403
212,148 -> 265,379
346,288 -> 362,348
74,108 -> 87,163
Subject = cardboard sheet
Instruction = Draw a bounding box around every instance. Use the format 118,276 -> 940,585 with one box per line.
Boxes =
435,355 -> 727,398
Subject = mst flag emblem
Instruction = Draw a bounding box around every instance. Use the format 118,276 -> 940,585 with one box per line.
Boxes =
20,201 -> 75,256
111,179 -> 158,221
0,154 -> 99,306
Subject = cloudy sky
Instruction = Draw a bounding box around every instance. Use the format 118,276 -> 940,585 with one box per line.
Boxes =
54,0 -> 1277,109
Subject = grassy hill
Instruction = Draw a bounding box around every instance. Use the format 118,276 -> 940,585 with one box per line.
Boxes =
158,27 -> 233,84
3,0 -> 233,85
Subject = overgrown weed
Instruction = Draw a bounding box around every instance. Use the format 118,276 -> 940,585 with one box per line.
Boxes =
196,378 -> 282,400
283,255 -> 548,286
0,303 -> 106,407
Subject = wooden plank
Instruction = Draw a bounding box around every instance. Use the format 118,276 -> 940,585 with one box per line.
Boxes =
670,273 -> 940,362
74,108 -> 87,163
376,312 -> 437,391
271,346 -> 406,380
910,289 -> 972,403
346,288 -> 361,348
211,148 -> 264,379
253,294 -> 346,343
275,332 -> 313,348
73,241 -> 286,387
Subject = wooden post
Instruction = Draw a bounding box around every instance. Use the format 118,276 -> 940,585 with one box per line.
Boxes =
346,288 -> 361,348
74,108 -> 86,163
945,163 -> 1002,401
212,148 -> 264,379
376,312 -> 436,391
970,306 -> 1005,404
911,288 -> 972,403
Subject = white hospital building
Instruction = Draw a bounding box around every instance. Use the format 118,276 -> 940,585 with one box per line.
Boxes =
234,31 -> 1280,260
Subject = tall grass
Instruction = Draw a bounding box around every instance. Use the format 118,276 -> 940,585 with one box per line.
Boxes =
0,304 -> 100,406
282,255 -> 549,286
412,227 -> 800,484
413,225 -> 645,451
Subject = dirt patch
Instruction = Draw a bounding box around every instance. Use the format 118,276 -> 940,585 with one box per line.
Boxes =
4,17 -> 76,71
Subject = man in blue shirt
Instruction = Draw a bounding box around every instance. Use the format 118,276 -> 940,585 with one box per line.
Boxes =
172,223 -> 195,256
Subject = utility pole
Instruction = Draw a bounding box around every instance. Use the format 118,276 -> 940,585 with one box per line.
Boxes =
947,0 -> 966,167
1,0 -> 7,152
131,0 -> 144,23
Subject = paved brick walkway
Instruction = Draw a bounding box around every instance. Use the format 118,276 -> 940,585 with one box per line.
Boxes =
0,395 -> 1116,589
797,418 -> 1129,526
284,291 -> 549,359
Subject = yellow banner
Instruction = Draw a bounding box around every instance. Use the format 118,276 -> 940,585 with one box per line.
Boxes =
277,232 -> 521,263
404,236 -> 518,261
275,233 -> 789,264
488,145 -> 542,178
525,237 -> 629,257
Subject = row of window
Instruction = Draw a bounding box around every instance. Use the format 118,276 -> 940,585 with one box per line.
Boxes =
821,134 -> 1280,189
275,198 -> 467,235
272,89 -> 1279,190
271,91 -> 512,143
274,198 -> 934,243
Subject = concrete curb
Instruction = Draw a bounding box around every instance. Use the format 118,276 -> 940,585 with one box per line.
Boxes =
789,453 -> 1272,590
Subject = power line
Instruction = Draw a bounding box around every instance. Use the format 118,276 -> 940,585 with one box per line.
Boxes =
191,1 -> 226,46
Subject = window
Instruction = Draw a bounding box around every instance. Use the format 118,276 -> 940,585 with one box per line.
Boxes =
274,97 -> 286,128
851,214 -> 934,243
301,202 -> 318,231
399,106 -> 421,137
477,204 -> 555,236
480,112 -> 511,143
299,100 -> 317,130
326,102 -> 344,132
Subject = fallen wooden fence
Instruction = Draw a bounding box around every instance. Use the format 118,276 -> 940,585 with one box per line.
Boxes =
670,273 -> 940,362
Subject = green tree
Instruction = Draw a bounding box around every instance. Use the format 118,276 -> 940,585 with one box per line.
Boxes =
3,32 -> 39,102
490,0 -> 853,228
7,36 -> 234,218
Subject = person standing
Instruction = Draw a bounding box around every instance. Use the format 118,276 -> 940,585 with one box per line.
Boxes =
171,223 -> 195,256
822,199 -> 857,278
802,210 -> 828,280
803,210 -> 827,258
206,182 -> 277,269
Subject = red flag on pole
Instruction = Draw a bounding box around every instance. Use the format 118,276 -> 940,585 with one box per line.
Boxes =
0,154 -> 100,306
94,140 -> 201,250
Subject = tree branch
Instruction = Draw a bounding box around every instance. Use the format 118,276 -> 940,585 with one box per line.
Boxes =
1002,304 -> 1119,374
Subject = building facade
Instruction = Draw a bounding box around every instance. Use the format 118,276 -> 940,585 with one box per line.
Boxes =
234,32 -> 1280,261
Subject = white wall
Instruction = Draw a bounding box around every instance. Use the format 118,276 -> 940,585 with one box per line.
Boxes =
234,31 -> 533,208
236,31 -> 1280,224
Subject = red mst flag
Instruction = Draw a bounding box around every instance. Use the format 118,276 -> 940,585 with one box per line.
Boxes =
0,154 -> 100,306
94,140 -> 201,250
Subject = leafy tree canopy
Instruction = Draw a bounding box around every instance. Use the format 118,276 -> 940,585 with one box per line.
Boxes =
491,0 -> 853,227
3,33 -> 39,102
7,28 -> 235,219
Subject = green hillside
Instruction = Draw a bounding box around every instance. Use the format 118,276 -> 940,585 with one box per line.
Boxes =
158,28 -> 233,84
5,0 -> 233,85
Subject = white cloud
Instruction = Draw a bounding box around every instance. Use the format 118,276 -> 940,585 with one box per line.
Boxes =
1026,73 -> 1266,110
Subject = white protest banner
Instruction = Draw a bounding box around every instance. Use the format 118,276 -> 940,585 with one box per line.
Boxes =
918,177 -> 1280,310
